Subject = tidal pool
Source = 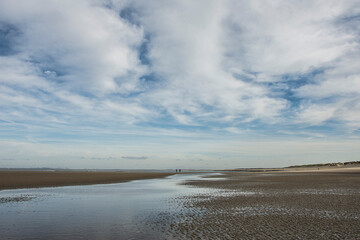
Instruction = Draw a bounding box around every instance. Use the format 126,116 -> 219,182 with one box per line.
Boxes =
0,173 -> 220,240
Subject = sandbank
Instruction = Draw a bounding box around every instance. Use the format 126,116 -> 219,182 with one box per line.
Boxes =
0,171 -> 174,190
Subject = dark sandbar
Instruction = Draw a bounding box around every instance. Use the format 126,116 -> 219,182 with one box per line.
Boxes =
0,171 -> 174,190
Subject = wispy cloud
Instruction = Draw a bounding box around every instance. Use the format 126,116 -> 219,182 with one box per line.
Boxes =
0,0 -> 359,168
121,156 -> 148,160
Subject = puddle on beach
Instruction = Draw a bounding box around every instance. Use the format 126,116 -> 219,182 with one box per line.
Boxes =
0,173 -> 221,240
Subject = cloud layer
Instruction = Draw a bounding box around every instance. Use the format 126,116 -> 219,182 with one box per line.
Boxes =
0,0 -> 359,168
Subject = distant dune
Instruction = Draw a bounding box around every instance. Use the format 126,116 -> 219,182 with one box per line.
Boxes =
221,161 -> 360,173
286,160 -> 360,168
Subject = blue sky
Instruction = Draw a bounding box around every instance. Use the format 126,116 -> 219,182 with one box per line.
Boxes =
0,0 -> 360,169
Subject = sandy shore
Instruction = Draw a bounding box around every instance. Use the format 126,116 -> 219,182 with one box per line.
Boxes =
0,171 -> 174,190
159,168 -> 360,239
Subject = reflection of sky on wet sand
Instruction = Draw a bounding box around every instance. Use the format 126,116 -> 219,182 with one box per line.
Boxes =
0,174 -> 222,240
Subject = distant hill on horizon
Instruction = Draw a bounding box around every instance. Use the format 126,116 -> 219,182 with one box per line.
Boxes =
287,161 -> 360,168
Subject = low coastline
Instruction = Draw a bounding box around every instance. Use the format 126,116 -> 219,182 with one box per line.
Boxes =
1,167 -> 359,238
0,171 -> 174,190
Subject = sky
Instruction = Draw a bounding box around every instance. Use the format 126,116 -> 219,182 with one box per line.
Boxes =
0,0 -> 360,169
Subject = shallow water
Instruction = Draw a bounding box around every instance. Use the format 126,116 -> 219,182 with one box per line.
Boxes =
0,173 -> 220,240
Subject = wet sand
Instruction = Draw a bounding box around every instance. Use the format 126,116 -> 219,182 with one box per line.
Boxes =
0,171 -> 174,190
159,168 -> 360,239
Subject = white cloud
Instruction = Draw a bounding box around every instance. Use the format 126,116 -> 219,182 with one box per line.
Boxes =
1,0 -> 359,128
0,0 -> 146,95
129,0 -> 359,127
296,49 -> 360,127
0,0 -> 360,168
224,0 -> 356,77
133,0 -> 288,124
0,0 -> 153,126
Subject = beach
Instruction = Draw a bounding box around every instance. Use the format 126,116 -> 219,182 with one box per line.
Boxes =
1,168 -> 359,239
0,173 -> 215,239
158,168 -> 360,239
0,171 -> 174,190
